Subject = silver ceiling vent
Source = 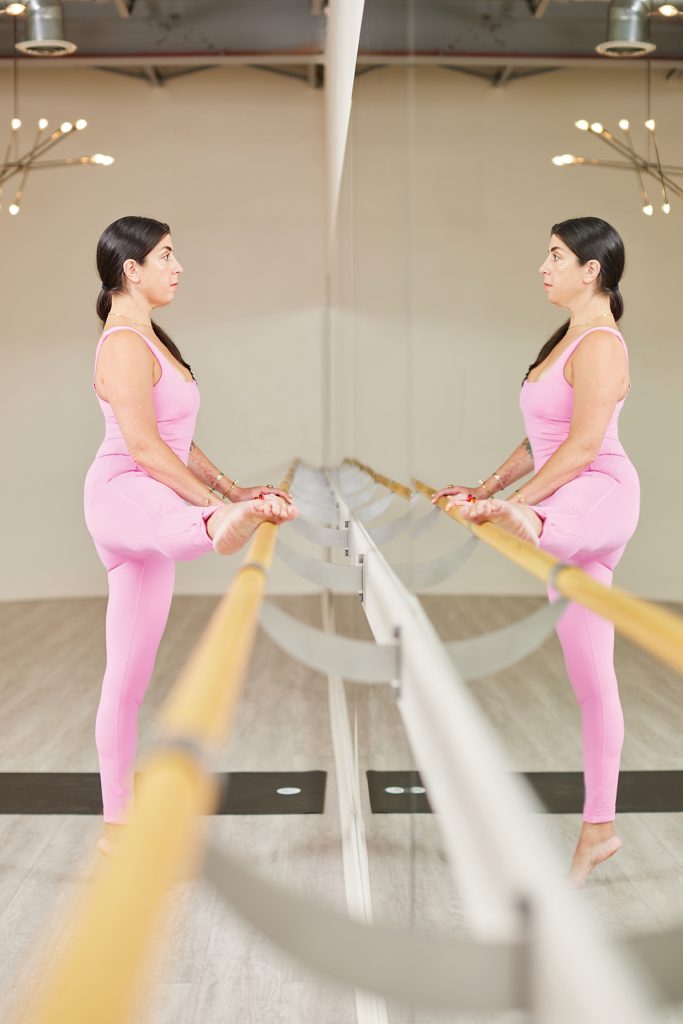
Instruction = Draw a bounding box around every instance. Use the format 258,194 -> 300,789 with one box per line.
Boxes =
15,0 -> 77,57
596,0 -> 657,57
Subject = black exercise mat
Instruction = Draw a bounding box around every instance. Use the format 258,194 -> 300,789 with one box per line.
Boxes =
216,771 -> 326,815
524,770 -> 683,814
367,771 -> 432,813
368,770 -> 683,814
0,771 -> 326,815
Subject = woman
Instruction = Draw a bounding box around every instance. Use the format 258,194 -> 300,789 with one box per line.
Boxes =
433,216 -> 639,887
84,216 -> 297,856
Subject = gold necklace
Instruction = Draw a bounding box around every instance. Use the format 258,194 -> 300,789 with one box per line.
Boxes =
108,310 -> 153,330
568,311 -> 612,330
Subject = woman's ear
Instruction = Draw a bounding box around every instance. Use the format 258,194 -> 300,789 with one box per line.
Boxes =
122,258 -> 140,284
583,258 -> 601,285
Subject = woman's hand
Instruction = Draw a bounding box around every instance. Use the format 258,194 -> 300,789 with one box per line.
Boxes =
431,484 -> 487,505
233,484 -> 293,505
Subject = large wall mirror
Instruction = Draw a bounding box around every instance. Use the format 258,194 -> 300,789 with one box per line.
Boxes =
327,0 -> 683,999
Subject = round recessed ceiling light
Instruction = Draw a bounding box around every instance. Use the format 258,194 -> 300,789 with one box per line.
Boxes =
595,39 -> 656,57
15,38 -> 77,57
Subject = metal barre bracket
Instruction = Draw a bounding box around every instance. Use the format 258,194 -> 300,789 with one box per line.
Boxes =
259,599 -> 400,683
275,536 -> 363,593
446,599 -> 568,681
202,839 -> 527,1012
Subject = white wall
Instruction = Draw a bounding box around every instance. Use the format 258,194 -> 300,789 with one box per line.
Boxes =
0,66 -> 326,599
334,65 -> 683,600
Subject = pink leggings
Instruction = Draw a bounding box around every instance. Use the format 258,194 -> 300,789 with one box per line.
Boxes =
533,455 -> 640,823
84,455 -> 218,823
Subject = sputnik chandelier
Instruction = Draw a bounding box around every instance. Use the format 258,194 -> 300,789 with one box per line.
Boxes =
552,118 -> 683,217
0,7 -> 114,216
551,64 -> 682,217
0,117 -> 114,216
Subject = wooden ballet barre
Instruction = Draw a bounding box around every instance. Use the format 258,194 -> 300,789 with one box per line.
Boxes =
343,457 -> 413,501
414,478 -> 683,678
19,461 -> 299,1024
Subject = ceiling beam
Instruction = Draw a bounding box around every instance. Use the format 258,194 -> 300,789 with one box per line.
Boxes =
93,65 -> 232,87
113,0 -> 136,17
145,65 -> 163,87
528,0 -> 552,17
307,62 -> 324,88
492,65 -> 513,88
4,53 -> 683,73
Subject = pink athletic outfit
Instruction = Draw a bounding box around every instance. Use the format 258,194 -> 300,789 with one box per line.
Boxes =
84,327 -> 220,823
520,326 -> 640,823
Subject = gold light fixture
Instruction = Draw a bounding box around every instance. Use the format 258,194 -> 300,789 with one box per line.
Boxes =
552,118 -> 682,216
0,20 -> 114,215
552,67 -> 682,216
0,115 -> 115,216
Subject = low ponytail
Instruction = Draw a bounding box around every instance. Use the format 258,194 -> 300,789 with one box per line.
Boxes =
609,284 -> 624,322
524,320 -> 570,382
96,284 -> 112,324
150,319 -> 194,379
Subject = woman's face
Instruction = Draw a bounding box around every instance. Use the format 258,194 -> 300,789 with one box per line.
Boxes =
538,233 -> 599,309
129,233 -> 183,307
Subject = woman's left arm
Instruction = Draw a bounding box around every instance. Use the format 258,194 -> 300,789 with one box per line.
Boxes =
511,331 -> 629,506
188,441 -> 292,504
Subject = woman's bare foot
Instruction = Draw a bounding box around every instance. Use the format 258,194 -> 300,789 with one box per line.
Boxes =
569,822 -> 622,888
450,497 -> 542,546
97,822 -> 127,860
208,496 -> 298,555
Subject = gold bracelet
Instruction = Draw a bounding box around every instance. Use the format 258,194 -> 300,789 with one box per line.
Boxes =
205,486 -> 215,506
212,471 -> 224,488
477,478 -> 492,497
225,478 -> 238,498
513,489 -> 525,504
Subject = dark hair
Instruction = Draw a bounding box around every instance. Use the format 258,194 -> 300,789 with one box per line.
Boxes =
96,215 -> 194,379
524,216 -> 625,382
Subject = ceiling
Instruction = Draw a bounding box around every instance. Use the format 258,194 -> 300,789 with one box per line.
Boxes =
0,0 -> 682,85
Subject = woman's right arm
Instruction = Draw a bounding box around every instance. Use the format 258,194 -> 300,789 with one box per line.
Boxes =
97,331 -> 219,507
432,438 -> 534,503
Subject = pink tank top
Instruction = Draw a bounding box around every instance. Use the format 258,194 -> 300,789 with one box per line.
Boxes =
519,326 -> 630,471
92,326 -> 200,464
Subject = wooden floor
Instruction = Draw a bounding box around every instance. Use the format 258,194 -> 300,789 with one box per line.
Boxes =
1,595 -> 682,1023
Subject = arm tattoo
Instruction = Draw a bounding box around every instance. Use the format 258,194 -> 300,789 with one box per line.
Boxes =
523,438 -> 533,458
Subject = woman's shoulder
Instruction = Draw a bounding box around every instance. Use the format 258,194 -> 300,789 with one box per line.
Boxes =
568,327 -> 629,381
572,325 -> 627,355
97,325 -> 158,364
